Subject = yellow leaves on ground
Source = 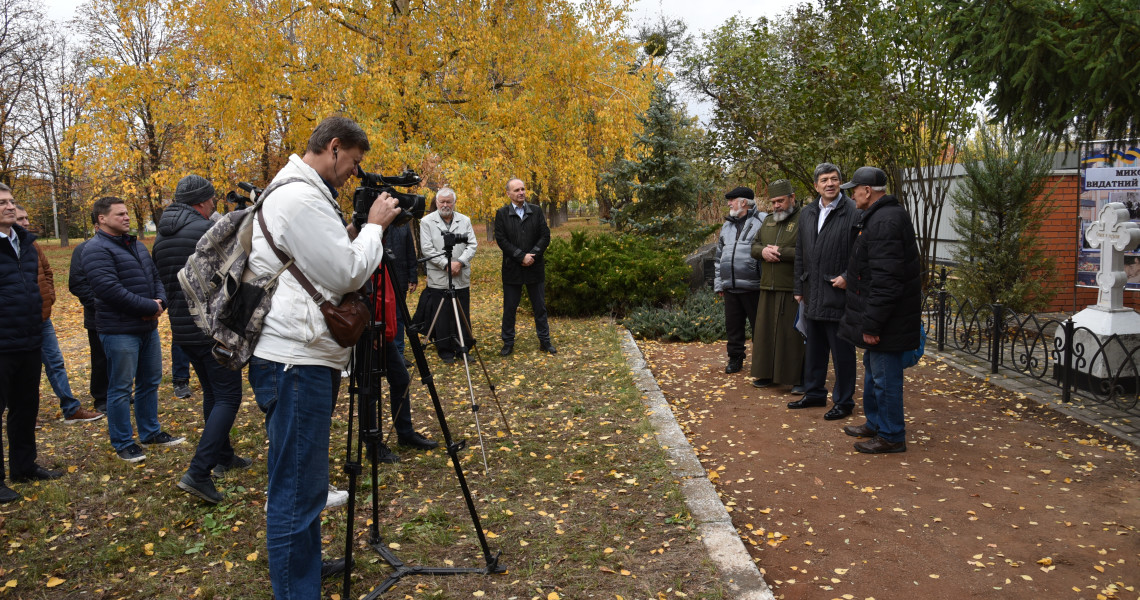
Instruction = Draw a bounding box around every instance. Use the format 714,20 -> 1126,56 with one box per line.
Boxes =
245,551 -> 257,562
45,577 -> 65,587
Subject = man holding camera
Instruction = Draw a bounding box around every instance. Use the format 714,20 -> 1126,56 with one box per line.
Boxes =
246,116 -> 400,598
495,178 -> 554,356
419,187 -> 477,363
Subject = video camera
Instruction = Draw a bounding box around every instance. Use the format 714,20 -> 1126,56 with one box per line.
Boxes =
441,230 -> 469,250
352,168 -> 426,230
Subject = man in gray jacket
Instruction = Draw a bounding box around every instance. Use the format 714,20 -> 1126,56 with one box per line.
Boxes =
793,163 -> 861,420
419,187 -> 477,363
714,186 -> 767,374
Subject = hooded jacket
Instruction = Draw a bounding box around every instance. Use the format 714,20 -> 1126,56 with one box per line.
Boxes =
153,201 -> 215,346
714,208 -> 766,293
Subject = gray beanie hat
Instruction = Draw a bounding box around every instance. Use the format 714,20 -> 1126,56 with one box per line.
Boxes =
174,174 -> 215,205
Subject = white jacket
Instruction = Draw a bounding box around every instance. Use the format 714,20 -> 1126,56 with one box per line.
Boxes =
249,155 -> 385,369
419,210 -> 477,290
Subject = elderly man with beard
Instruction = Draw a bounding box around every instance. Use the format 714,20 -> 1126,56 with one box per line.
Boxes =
419,187 -> 477,363
714,186 -> 767,374
750,180 -> 805,393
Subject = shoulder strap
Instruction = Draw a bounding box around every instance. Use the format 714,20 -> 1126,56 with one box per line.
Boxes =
255,177 -> 330,306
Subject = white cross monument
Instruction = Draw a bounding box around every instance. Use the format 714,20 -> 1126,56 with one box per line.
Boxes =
1073,202 -> 1140,335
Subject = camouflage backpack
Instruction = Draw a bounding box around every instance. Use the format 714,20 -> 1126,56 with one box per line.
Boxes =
177,178 -> 302,370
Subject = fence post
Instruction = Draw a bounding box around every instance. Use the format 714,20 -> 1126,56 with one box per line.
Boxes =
937,267 -> 947,352
1061,318 -> 1074,404
990,303 -> 1003,374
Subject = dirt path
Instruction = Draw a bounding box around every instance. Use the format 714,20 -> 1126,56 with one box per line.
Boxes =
641,340 -> 1139,600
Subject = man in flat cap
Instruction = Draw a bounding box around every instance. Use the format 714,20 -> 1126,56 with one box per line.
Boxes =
837,167 -> 922,454
714,186 -> 767,374
750,180 -> 805,392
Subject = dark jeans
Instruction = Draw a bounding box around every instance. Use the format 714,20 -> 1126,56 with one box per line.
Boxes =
863,350 -> 906,442
0,351 -> 42,483
171,344 -> 190,382
501,281 -> 550,345
354,339 -> 413,439
723,290 -> 759,360
101,330 -> 163,451
87,328 -> 108,407
801,318 -> 856,408
182,344 -> 243,479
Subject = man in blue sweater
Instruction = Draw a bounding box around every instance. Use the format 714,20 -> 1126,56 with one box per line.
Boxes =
83,196 -> 184,462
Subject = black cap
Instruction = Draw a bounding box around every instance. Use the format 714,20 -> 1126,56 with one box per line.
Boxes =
724,186 -> 755,200
839,166 -> 887,190
173,174 -> 215,205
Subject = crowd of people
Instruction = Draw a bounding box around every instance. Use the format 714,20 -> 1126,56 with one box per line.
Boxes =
0,116 -> 562,598
715,164 -> 923,455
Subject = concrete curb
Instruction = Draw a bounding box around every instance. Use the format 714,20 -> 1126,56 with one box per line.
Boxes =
619,331 -> 775,600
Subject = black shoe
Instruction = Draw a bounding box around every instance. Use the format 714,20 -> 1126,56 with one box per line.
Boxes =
725,358 -> 743,374
403,357 -> 413,368
789,385 -> 806,395
499,343 -> 514,356
824,405 -> 853,420
11,465 -> 64,482
398,431 -> 440,450
320,558 -> 349,579
843,422 -> 876,438
751,378 -> 773,388
177,472 -> 222,504
441,354 -> 456,364
854,436 -> 907,454
373,442 -> 400,464
140,431 -> 186,446
94,402 -> 107,414
173,380 -> 192,399
0,483 -> 18,504
540,342 -> 557,355
786,397 -> 827,409
212,455 -> 254,478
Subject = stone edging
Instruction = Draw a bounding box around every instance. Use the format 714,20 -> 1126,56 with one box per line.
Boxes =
619,330 -> 775,600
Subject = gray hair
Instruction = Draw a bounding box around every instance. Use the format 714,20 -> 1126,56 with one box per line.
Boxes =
506,178 -> 523,191
813,162 -> 842,183
0,182 -> 10,193
871,185 -> 887,192
743,197 -> 756,208
436,187 -> 457,202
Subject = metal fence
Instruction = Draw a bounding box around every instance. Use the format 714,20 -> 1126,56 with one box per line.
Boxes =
923,270 -> 1140,415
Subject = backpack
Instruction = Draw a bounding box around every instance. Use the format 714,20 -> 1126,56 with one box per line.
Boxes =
177,178 -> 301,370
902,323 -> 927,369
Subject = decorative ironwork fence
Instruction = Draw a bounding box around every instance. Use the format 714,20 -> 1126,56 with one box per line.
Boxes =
923,270 -> 1140,415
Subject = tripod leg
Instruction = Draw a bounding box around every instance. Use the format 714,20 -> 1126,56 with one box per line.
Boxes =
454,296 -> 514,436
449,293 -> 490,473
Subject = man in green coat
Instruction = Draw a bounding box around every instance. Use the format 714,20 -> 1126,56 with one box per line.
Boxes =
750,180 -> 806,393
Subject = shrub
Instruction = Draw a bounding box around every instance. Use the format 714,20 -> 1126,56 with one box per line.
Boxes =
623,288 -> 731,343
545,230 -> 688,317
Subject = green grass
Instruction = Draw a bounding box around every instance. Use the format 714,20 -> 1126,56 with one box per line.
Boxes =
4,222 -> 727,599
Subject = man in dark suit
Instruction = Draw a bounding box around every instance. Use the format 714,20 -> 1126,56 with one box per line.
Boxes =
494,178 -> 555,356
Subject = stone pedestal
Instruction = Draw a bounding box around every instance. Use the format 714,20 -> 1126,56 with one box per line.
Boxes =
1052,306 -> 1140,393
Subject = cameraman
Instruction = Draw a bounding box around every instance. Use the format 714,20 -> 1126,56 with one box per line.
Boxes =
246,116 -> 399,599
418,187 -> 477,363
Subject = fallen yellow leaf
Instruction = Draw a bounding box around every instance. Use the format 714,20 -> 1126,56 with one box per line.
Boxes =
46,577 -> 65,588
246,552 -> 258,561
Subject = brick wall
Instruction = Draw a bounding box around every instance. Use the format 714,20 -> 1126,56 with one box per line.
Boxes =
1037,175 -> 1140,313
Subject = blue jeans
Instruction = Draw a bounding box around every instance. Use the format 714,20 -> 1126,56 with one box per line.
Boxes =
862,350 -> 907,443
182,345 -> 243,479
41,319 -> 81,418
171,344 -> 190,382
248,357 -> 337,599
100,330 -> 163,451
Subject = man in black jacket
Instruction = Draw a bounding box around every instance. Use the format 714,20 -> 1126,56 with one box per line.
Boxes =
154,175 -> 250,503
837,167 -> 922,454
70,233 -> 109,413
494,178 -> 554,356
84,196 -> 184,462
0,184 -> 63,503
793,163 -> 861,420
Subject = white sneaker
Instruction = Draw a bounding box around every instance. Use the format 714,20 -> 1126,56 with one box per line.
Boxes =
325,484 -> 348,510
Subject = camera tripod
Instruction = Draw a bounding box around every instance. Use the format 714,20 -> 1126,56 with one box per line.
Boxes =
416,234 -> 512,473
340,251 -> 505,598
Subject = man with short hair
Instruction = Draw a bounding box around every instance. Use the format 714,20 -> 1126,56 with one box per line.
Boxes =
69,230 -> 109,414
494,178 -> 554,356
419,187 -> 477,363
838,167 -> 922,453
0,184 -> 64,504
245,115 -> 400,597
16,206 -> 104,424
793,163 -> 861,420
153,174 -> 251,504
83,196 -> 185,462
750,180 -> 805,391
714,186 -> 767,374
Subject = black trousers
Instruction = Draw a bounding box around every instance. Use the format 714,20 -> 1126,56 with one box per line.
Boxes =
417,287 -> 474,357
88,327 -> 108,406
0,350 -> 42,483
801,318 -> 856,408
723,291 -> 759,360
182,344 -> 243,479
501,281 -> 550,345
